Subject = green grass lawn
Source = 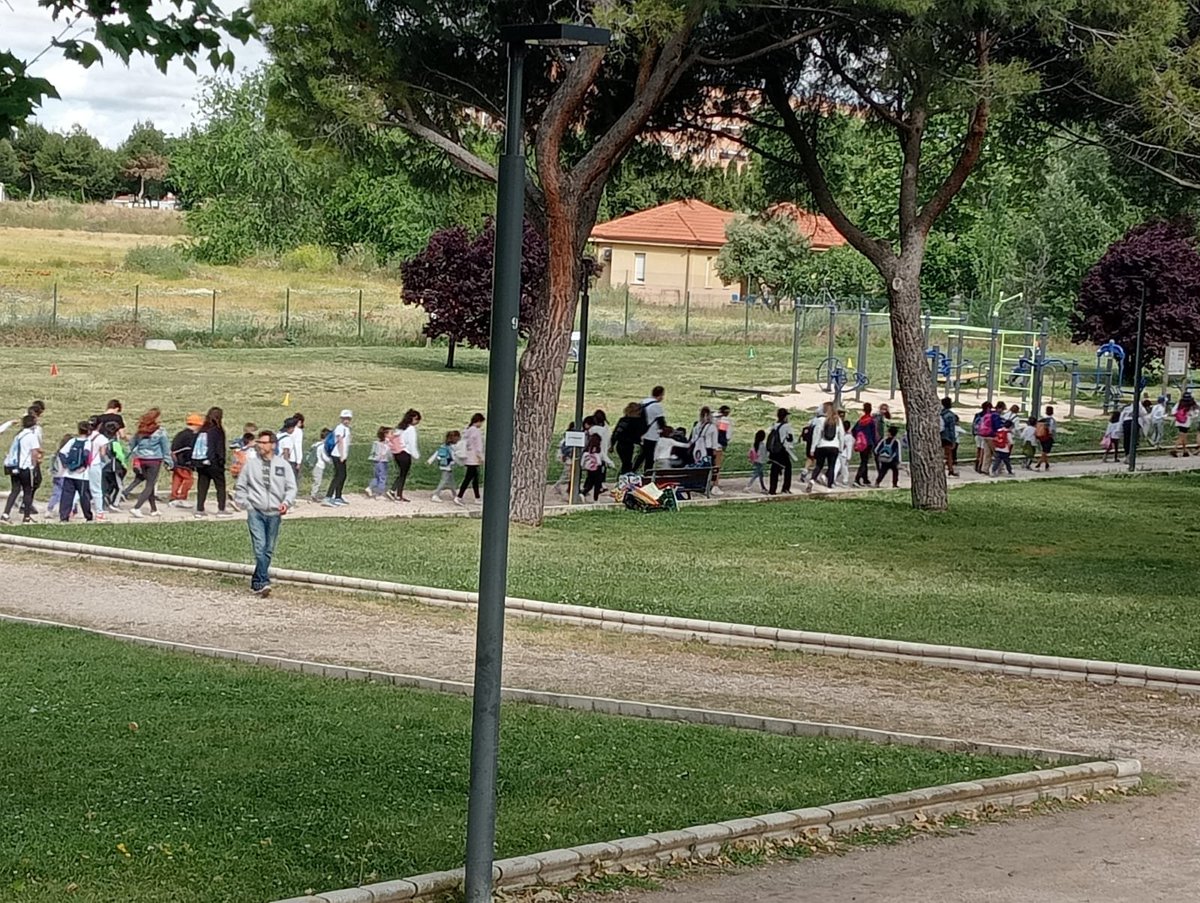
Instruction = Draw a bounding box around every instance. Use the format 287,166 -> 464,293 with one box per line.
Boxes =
0,623 -> 1030,903
11,474 -> 1200,669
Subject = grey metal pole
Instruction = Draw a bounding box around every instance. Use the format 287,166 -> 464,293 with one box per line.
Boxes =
824,303 -> 836,391
571,270 -> 590,505
211,289 -> 217,335
285,287 -> 291,330
684,289 -> 690,336
134,283 -> 139,323
1030,318 -> 1049,416
744,297 -> 750,343
953,314 -> 966,405
52,281 -> 58,328
1069,365 -> 1079,419
463,41 -> 526,903
855,301 -> 868,402
790,302 -> 800,392
1129,286 -> 1147,472
986,316 -> 999,404
623,283 -> 630,339
357,289 -> 364,340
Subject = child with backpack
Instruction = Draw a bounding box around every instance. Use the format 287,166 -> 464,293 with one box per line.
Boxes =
745,429 -> 768,493
169,414 -> 203,507
427,430 -> 460,501
57,421 -> 96,523
874,425 -> 901,487
1101,410 -> 1121,463
1034,406 -> 1056,470
1171,394 -> 1196,457
1020,417 -> 1038,469
308,428 -> 332,501
45,431 -> 73,518
366,426 -> 392,499
990,420 -> 1014,476
581,433 -> 606,502
2,414 -> 41,523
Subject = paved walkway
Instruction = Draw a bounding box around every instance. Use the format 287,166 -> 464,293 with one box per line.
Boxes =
5,451 -> 1199,527
0,555 -> 1197,903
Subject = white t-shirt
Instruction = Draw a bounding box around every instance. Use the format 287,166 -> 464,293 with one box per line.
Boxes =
277,430 -> 297,464
8,428 -> 41,470
59,438 -> 90,479
332,423 -> 351,460
87,432 -> 109,466
292,426 -> 304,462
1151,403 -> 1166,424
640,397 -> 666,443
399,424 -> 419,458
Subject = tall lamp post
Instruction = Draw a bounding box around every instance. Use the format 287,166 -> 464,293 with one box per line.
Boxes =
465,22 -> 611,903
571,259 -> 595,504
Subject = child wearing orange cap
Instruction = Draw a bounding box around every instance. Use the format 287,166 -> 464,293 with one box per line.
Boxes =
169,413 -> 204,507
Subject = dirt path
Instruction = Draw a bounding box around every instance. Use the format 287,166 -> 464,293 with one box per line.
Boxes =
3,452 -> 1198,527
1,553 -> 1198,902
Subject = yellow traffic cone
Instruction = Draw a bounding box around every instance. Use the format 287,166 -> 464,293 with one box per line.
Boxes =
281,392 -> 291,407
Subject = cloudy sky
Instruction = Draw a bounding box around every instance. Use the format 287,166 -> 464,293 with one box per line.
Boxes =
7,0 -> 268,147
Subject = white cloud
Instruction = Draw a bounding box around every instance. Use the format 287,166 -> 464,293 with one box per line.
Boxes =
7,0 -> 268,146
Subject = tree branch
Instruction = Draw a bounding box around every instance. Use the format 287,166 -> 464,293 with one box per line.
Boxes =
915,31 -> 991,236
535,43 -> 608,219
697,26 -> 828,67
763,74 -> 895,270
818,39 -> 907,130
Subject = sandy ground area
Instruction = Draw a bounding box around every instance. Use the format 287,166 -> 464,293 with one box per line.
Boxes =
0,553 -> 1197,903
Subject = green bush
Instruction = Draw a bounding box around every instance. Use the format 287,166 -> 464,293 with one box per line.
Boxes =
123,244 -> 190,279
280,243 -> 337,272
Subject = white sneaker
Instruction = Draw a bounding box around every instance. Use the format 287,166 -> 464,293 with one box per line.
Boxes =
365,486 -> 375,498
129,508 -> 144,519
709,485 -> 723,496
453,496 -> 465,507
148,510 -> 162,518
431,492 -> 443,502
215,511 -> 235,519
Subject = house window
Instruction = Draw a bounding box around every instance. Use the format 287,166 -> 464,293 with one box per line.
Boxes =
633,252 -> 646,284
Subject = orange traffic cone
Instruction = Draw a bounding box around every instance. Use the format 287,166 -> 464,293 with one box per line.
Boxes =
49,363 -> 59,377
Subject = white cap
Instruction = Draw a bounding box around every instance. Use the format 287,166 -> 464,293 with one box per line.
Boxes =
340,409 -> 353,419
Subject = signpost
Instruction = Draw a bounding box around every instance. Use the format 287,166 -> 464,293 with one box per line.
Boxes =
1164,342 -> 1190,397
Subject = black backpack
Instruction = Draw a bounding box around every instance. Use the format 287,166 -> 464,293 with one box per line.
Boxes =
822,420 -> 837,442
766,425 -> 784,456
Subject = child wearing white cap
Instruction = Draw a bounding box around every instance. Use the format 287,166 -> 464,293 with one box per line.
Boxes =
322,409 -> 353,507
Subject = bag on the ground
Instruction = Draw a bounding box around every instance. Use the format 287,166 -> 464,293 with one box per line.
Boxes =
192,430 -> 210,464
821,420 -> 837,442
63,437 -> 89,471
323,429 -> 338,456
766,426 -> 784,456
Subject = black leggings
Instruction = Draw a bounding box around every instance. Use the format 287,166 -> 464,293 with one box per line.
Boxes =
133,460 -> 162,512
768,452 -> 792,494
855,449 -> 872,484
5,468 -> 34,517
458,464 -> 480,499
392,452 -> 413,497
812,447 -> 838,487
634,439 -> 657,472
876,459 -> 899,487
195,464 -> 227,513
327,458 -> 348,500
583,467 -> 605,500
616,444 -> 635,475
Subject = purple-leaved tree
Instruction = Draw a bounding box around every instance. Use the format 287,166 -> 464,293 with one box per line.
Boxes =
401,220 -> 546,369
1075,218 -> 1200,371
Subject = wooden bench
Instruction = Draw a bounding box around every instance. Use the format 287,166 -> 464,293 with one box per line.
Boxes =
699,384 -> 770,400
649,465 -> 715,499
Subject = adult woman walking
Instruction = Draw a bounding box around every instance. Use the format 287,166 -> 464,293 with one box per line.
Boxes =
611,402 -> 643,475
2,413 -> 41,523
589,409 -> 615,474
766,407 -> 796,495
689,406 -> 719,464
806,402 -> 844,492
389,409 -> 421,502
851,402 -> 878,486
127,408 -> 171,518
192,407 -> 232,518
456,413 -> 485,507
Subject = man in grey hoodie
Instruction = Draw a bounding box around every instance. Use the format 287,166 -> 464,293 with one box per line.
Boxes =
234,430 -> 297,597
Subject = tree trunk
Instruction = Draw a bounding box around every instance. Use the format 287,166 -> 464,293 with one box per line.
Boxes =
445,338 -> 456,369
509,225 -> 580,525
138,173 -> 145,201
888,257 -> 948,511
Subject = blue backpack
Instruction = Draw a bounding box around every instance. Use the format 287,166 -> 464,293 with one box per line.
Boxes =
323,429 -> 338,456
63,438 -> 89,471
191,431 -> 209,464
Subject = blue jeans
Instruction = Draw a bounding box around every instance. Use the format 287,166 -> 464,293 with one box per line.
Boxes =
246,508 -> 281,591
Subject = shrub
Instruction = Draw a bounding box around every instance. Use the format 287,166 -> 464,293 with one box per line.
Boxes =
280,244 -> 337,273
123,245 -> 190,279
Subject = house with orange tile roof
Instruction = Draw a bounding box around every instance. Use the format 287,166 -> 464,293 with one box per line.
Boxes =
590,199 -> 846,307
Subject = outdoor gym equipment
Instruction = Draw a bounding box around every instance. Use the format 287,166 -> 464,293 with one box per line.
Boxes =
1093,340 -> 1127,413
816,356 -> 868,409
925,348 -> 952,380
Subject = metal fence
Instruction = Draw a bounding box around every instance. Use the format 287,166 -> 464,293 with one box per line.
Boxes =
0,281 -> 427,344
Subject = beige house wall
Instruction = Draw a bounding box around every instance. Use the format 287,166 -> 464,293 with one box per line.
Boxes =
595,242 -> 741,308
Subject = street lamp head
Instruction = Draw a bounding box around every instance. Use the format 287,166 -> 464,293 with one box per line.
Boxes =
500,23 -> 612,47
